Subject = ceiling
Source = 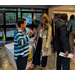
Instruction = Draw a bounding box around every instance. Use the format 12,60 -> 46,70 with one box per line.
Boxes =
52,5 -> 75,11
0,5 -> 48,9
0,5 -> 56,9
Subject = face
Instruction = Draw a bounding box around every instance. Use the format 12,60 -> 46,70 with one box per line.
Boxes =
21,21 -> 27,28
65,18 -> 68,23
41,17 -> 46,24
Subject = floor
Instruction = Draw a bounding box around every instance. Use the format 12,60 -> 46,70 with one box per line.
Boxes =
0,44 -> 75,70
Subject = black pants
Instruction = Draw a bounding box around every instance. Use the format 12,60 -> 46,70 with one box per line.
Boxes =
15,55 -> 28,70
57,51 -> 70,70
32,37 -> 48,67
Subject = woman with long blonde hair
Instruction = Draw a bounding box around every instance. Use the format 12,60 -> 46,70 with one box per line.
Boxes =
28,13 -> 52,70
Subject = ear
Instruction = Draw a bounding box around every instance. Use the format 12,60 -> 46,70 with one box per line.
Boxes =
21,24 -> 22,27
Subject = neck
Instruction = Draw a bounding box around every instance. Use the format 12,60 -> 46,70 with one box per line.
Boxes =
43,23 -> 45,26
19,27 -> 24,31
60,19 -> 66,23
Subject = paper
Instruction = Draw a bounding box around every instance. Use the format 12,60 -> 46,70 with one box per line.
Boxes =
33,43 -> 36,49
33,41 -> 36,49
59,52 -> 73,58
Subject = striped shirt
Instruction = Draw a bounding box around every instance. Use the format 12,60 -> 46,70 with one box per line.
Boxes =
14,29 -> 30,60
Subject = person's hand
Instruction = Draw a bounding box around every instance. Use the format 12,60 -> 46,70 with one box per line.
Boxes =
33,40 -> 35,44
45,47 -> 48,51
28,30 -> 33,37
64,51 -> 69,57
33,28 -> 36,34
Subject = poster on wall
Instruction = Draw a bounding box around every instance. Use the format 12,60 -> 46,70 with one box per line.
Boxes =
54,14 -> 61,21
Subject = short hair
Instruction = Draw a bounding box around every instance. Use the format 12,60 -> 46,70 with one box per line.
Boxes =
70,15 -> 74,20
60,14 -> 68,20
17,18 -> 26,27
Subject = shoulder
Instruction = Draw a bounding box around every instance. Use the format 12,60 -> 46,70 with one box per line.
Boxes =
14,29 -> 22,36
68,19 -> 75,23
38,23 -> 41,27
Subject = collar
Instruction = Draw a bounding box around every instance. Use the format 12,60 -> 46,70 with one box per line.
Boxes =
60,19 -> 65,23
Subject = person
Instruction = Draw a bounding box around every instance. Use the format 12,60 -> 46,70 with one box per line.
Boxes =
14,18 -> 36,70
67,15 -> 75,51
16,22 -> 30,35
28,13 -> 52,70
54,14 -> 70,70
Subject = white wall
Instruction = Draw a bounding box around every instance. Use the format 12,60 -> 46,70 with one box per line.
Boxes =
48,8 -> 53,21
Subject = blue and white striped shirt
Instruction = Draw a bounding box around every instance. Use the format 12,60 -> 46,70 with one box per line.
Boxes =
14,29 -> 30,60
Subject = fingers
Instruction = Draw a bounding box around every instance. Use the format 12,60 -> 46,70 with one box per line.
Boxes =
33,41 -> 35,44
65,51 -> 69,57
45,48 -> 48,52
33,29 -> 36,34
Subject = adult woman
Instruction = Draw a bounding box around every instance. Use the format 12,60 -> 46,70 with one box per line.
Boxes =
68,15 -> 75,51
29,13 -> 52,70
14,18 -> 36,70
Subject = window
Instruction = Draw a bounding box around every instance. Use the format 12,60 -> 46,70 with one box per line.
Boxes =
22,9 -> 34,11
22,13 -> 32,25
0,13 -> 4,25
6,28 -> 16,37
18,12 -> 21,18
0,7 -> 45,40
5,13 -> 16,25
22,9 -> 42,12
0,28 -> 4,37
33,13 -> 41,25
0,8 -> 17,11
33,13 -> 41,21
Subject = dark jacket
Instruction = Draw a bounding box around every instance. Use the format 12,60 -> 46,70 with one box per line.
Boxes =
54,19 -> 70,53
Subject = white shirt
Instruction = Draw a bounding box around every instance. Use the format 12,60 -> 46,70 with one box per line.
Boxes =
40,29 -> 43,38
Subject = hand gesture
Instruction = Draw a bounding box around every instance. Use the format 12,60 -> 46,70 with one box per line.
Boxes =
45,47 -> 48,52
33,28 -> 36,34
65,51 -> 69,57
28,30 -> 33,37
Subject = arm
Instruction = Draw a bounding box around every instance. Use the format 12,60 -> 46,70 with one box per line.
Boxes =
15,33 -> 29,45
34,24 -> 40,41
67,21 -> 71,31
59,24 -> 70,52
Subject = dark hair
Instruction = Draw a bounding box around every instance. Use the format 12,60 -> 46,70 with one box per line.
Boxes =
60,14 -> 68,20
70,15 -> 74,20
17,18 -> 26,27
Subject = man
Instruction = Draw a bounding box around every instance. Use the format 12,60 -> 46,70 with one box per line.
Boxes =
54,14 -> 70,70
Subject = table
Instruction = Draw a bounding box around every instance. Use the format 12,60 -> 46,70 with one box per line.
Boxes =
5,38 -> 34,70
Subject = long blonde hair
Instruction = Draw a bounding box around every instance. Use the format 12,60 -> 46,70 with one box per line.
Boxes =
41,13 -> 50,31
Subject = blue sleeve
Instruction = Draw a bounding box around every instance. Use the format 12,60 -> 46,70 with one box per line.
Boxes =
59,24 -> 70,52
